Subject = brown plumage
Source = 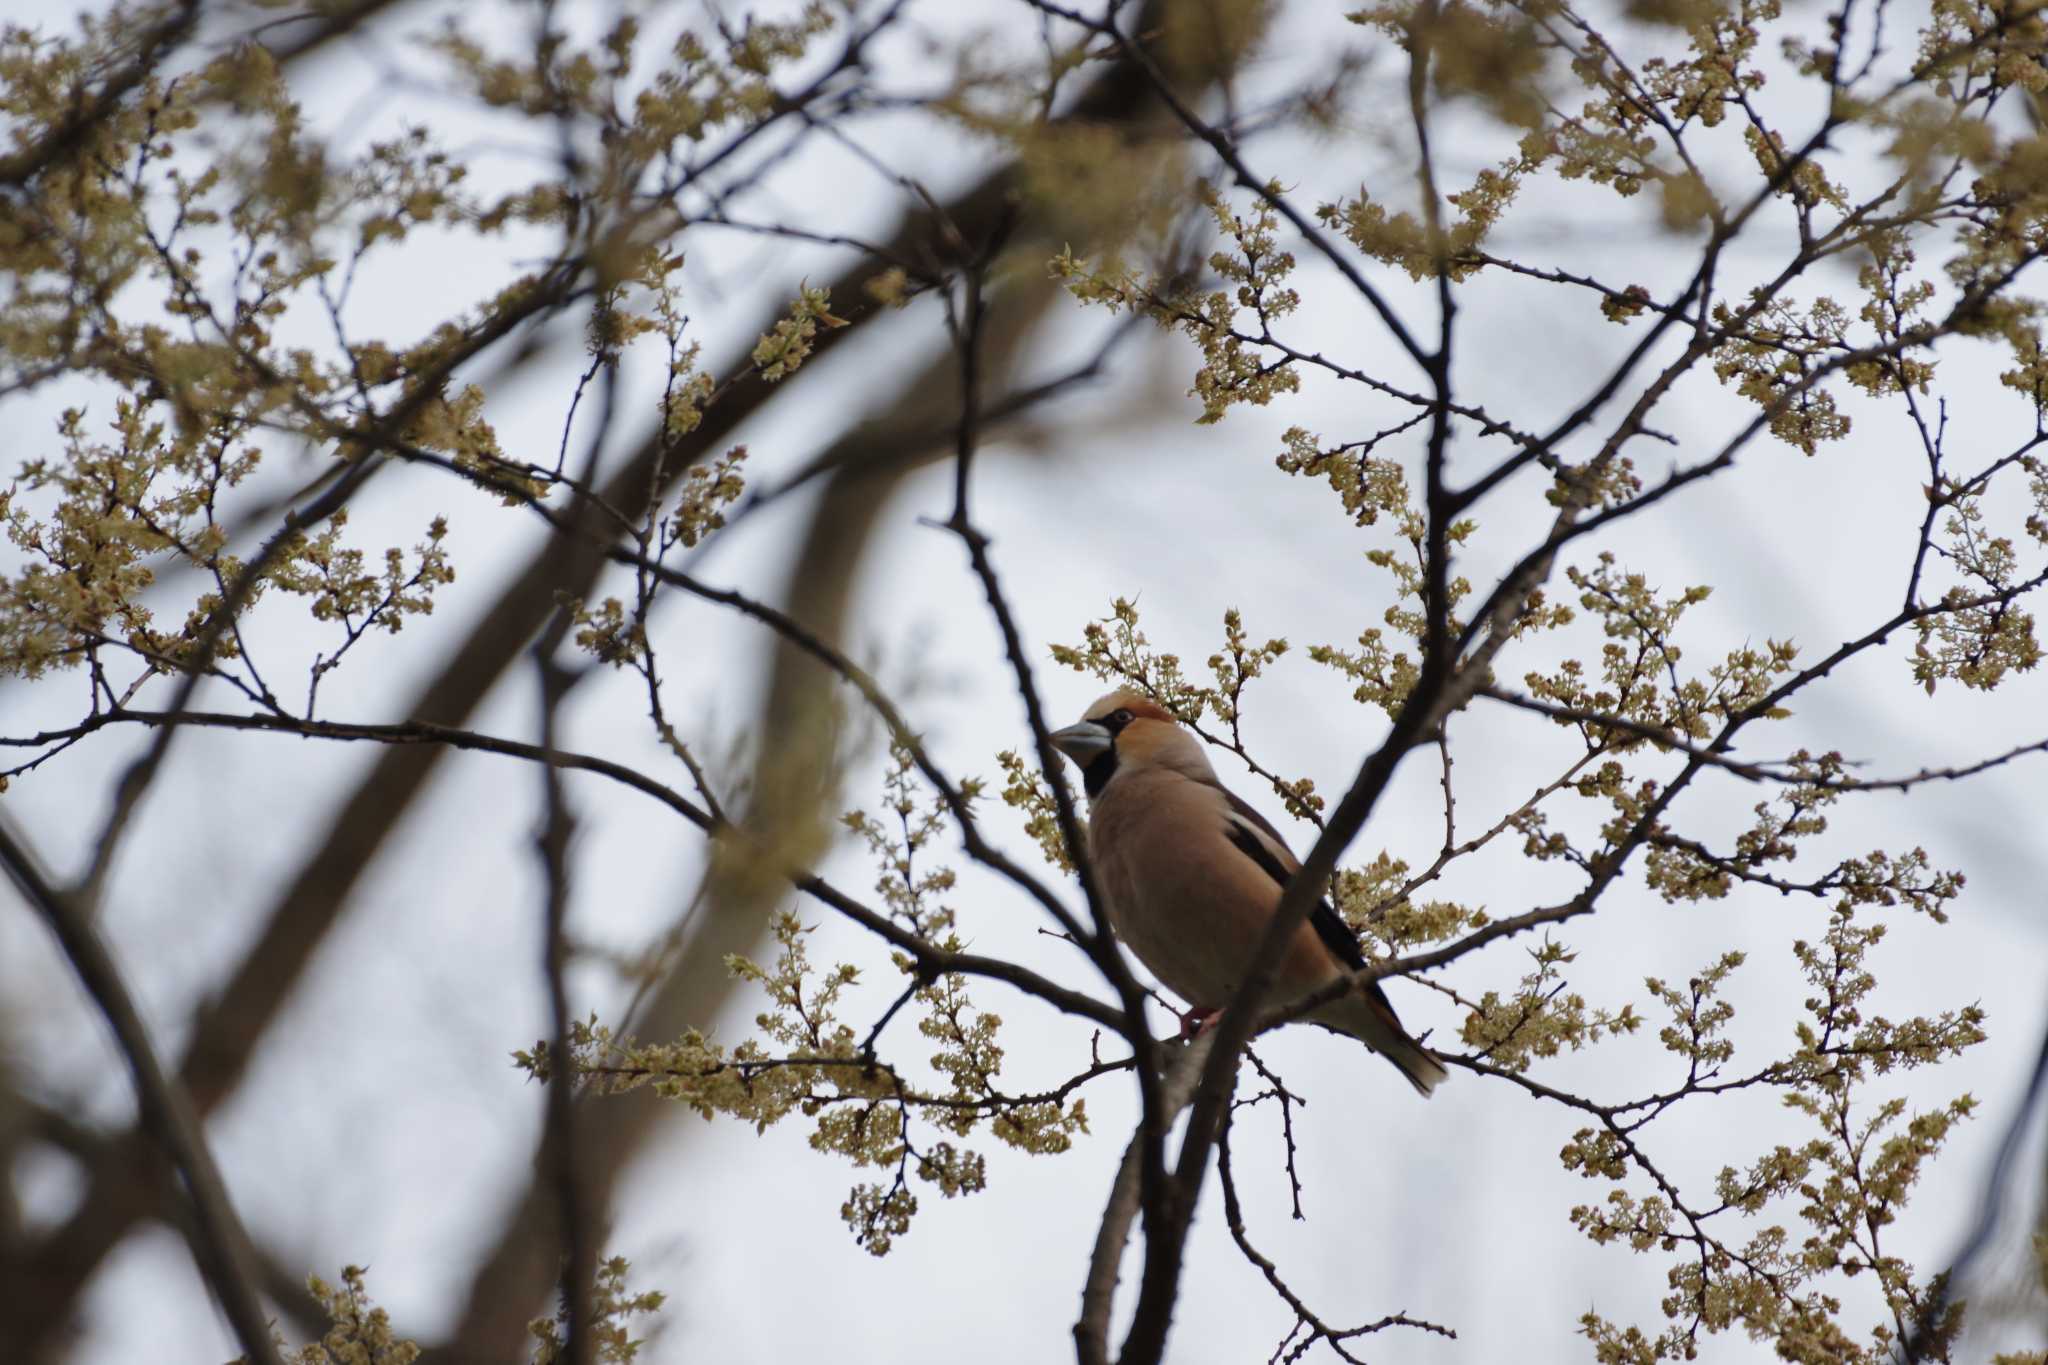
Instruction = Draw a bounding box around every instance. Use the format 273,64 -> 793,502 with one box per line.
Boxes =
1050,688 -> 1447,1097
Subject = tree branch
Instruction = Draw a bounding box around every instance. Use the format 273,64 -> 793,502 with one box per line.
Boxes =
0,815 -> 284,1365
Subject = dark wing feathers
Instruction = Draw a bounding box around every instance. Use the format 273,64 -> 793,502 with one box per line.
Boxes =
1218,810 -> 1368,973
1220,788 -> 1294,855
1218,786 -> 1433,1088
1308,893 -> 1371,975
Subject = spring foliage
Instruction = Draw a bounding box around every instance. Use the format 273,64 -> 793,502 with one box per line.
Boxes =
4,0 -> 2045,1360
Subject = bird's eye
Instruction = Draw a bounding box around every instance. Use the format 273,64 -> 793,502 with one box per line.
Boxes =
1110,708 -> 1134,726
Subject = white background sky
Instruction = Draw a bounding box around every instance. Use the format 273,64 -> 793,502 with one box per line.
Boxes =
3,1 -> 2045,1361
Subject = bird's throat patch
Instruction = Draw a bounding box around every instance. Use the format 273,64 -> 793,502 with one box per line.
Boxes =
1082,748 -> 1119,797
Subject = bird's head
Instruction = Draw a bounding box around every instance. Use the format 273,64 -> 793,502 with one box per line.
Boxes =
1049,689 -> 1197,797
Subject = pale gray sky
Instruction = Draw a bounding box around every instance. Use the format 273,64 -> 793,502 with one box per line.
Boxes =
4,1 -> 2045,1361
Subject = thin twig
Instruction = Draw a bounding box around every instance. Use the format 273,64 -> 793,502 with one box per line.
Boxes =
931,239 -> 1172,1267
14,704 -> 1133,1033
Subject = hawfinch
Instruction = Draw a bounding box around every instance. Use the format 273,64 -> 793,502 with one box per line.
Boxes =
1050,689 -> 1447,1097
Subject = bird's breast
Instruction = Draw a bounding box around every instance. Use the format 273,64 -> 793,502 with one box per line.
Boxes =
1088,775 -> 1339,1010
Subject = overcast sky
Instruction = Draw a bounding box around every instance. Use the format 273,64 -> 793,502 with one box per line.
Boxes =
4,1 -> 2045,1361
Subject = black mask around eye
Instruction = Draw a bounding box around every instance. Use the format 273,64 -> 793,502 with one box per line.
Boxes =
1080,710 -> 1136,795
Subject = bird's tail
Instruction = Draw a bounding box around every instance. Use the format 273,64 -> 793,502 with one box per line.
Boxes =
1315,991 -> 1449,1098
1381,1033 -> 1448,1098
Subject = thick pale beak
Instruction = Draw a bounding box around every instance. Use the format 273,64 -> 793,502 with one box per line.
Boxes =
1049,720 -> 1113,766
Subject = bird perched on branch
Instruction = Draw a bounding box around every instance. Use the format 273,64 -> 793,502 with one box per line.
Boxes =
1050,689 -> 1447,1097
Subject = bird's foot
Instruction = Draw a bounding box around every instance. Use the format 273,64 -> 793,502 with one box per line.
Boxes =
1178,1006 -> 1221,1041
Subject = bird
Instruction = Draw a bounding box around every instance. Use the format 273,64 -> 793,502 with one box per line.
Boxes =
1049,688 -> 1447,1097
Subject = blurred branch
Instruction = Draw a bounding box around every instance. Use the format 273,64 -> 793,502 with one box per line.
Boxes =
0,815 -> 282,1365
1,0 -> 1208,1347
1019,0 -> 1432,371
235,0 -> 425,67
715,312 -> 1144,538
74,253 -> 587,912
0,0 -> 200,191
444,2 -> 1206,1335
2,22 -> 933,1351
1905,1011 -> 2048,1363
0,704 -> 1130,1030
532,640 -> 594,1365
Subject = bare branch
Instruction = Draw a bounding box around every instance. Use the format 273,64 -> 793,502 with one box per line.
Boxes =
532,640 -> 594,1365
0,816 -> 283,1365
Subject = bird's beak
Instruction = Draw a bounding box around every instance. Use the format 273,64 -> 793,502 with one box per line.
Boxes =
1049,720 -> 1113,766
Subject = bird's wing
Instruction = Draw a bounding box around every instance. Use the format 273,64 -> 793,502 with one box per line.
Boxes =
1217,790 -> 1369,974
1208,785 -> 1440,1095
